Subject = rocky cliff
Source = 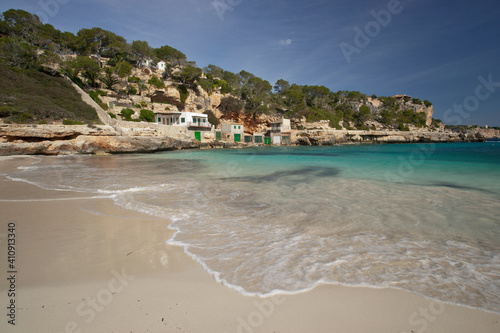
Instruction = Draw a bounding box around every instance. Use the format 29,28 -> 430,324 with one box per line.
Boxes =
0,124 -> 211,155
293,128 -> 483,146
0,122 -> 486,156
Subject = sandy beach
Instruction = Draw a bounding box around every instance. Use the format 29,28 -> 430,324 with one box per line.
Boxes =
1,156 -> 499,333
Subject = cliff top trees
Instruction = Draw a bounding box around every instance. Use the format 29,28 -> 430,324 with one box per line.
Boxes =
62,56 -> 100,87
155,44 -> 186,66
131,40 -> 155,66
176,65 -> 202,86
75,28 -> 127,59
274,79 -> 290,95
1,9 -> 42,43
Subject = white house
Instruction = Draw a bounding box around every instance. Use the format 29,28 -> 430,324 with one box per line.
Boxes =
221,122 -> 244,142
138,58 -> 153,68
270,118 -> 291,132
155,111 -> 212,141
155,111 -> 210,128
270,118 -> 292,145
157,61 -> 167,71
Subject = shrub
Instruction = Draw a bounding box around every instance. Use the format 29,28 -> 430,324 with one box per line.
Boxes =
412,98 -> 423,105
89,90 -> 101,103
108,112 -> 116,119
128,76 -> 141,83
432,118 -> 442,127
89,90 -> 107,104
98,102 -> 108,111
303,108 -> 342,129
379,109 -> 394,125
198,78 -> 215,95
0,106 -> 17,117
424,100 -> 432,107
379,96 -> 398,109
214,79 -> 231,94
148,76 -> 165,89
13,112 -> 33,124
356,105 -> 371,126
205,110 -> 219,126
177,84 -> 189,103
128,85 -> 137,95
120,108 -> 135,121
397,121 -> 410,131
139,109 -> 155,122
63,119 -> 84,125
70,76 -> 84,88
346,91 -> 367,101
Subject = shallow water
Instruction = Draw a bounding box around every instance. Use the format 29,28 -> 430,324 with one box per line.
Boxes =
4,142 -> 500,313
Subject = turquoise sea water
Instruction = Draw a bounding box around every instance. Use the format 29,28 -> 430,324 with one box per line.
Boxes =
4,142 -> 500,313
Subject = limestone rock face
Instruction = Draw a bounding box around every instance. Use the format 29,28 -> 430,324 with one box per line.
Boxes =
425,105 -> 434,126
290,127 -> 482,146
0,124 -> 118,140
165,85 -> 181,101
210,92 -> 222,109
412,104 -> 434,127
0,124 -> 199,155
183,86 -> 212,114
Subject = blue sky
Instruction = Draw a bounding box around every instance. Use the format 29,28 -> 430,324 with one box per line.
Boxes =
2,0 -> 500,126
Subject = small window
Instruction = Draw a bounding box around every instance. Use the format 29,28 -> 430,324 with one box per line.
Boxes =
238,126 -> 241,129
158,117 -> 161,122
234,125 -> 237,129
181,118 -> 185,123
203,119 -> 206,123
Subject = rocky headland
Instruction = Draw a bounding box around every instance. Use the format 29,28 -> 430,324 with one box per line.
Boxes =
0,122 -> 492,156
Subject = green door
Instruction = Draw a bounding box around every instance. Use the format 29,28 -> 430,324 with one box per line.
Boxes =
264,137 -> 271,144
195,131 -> 201,141
216,131 -> 221,141
244,136 -> 252,143
234,134 -> 241,142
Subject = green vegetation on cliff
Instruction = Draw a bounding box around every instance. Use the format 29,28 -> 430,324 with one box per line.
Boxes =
0,64 -> 98,124
0,8 -> 437,130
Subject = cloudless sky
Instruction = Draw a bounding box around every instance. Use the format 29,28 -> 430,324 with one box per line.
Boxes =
2,0 -> 500,125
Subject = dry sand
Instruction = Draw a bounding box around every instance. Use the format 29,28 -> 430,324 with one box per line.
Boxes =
0,156 -> 499,333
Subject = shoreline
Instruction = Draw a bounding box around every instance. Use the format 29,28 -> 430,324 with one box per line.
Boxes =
1,156 -> 500,332
0,123 -> 492,156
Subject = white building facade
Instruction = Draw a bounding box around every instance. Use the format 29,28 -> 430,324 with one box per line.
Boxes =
155,111 -> 210,128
